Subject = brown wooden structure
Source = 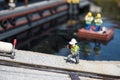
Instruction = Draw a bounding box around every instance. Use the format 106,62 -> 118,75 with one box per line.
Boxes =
77,28 -> 114,41
0,0 -> 67,40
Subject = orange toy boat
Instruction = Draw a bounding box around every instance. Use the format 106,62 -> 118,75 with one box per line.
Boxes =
77,28 -> 114,41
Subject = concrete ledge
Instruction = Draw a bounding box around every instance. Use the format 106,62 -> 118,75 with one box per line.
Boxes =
0,65 -> 71,80
0,50 -> 120,77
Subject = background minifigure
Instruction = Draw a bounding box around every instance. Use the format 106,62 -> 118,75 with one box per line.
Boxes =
9,0 -> 16,10
85,12 -> 94,30
94,13 -> 103,32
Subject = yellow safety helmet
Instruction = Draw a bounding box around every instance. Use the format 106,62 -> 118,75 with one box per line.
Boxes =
75,0 -> 79,4
96,13 -> 101,18
9,0 -> 14,3
67,0 -> 72,4
87,12 -> 92,17
72,0 -> 79,4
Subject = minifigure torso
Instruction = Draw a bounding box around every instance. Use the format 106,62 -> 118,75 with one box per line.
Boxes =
85,16 -> 93,24
70,45 -> 79,54
95,18 -> 103,26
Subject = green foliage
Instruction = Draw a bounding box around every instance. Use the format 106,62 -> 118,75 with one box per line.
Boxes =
93,0 -> 120,20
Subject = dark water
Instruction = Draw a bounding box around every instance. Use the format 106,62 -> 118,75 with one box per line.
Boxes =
32,18 -> 120,61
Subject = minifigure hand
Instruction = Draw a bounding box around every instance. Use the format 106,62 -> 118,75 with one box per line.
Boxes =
71,52 -> 75,55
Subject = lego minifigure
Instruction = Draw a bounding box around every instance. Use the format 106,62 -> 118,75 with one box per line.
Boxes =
8,0 -> 16,10
67,0 -> 79,4
94,13 -> 103,32
66,38 -> 80,64
85,12 -> 94,30
67,0 -> 72,4
67,0 -> 79,25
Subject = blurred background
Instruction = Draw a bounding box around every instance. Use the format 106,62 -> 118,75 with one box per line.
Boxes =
93,0 -> 120,21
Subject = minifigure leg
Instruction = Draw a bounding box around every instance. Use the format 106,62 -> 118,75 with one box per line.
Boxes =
86,24 -> 91,30
95,25 -> 100,32
75,54 -> 79,63
67,54 -> 73,61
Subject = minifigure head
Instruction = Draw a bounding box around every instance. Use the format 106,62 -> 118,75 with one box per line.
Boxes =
67,0 -> 71,4
69,38 -> 77,46
96,13 -> 101,18
10,0 -> 14,3
87,12 -> 92,17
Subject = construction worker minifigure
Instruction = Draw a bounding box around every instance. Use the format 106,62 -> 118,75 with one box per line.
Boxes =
94,13 -> 103,32
67,0 -> 72,4
85,12 -> 94,30
66,38 -> 80,64
67,0 -> 79,4
8,0 -> 16,10
67,0 -> 73,25
72,0 -> 79,4
67,0 -> 79,25
72,0 -> 79,22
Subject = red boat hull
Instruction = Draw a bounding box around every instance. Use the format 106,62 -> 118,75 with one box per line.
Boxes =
77,28 -> 114,41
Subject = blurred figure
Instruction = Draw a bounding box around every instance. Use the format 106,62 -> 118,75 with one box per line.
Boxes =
94,13 -> 103,32
94,42 -> 101,56
9,0 -> 16,10
84,42 -> 91,56
85,12 -> 94,30
67,0 -> 73,24
72,0 -> 79,21
66,38 -> 80,64
67,0 -> 79,25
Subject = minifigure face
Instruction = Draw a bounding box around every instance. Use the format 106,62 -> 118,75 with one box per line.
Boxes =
10,0 -> 14,3
88,12 -> 92,17
71,44 -> 75,47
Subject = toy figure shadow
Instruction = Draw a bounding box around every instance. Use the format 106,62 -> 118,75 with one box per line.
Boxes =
64,58 -> 75,64
64,55 -> 78,64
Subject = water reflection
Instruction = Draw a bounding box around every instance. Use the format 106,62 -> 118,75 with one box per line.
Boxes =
31,17 -> 120,61
79,40 -> 92,56
78,39 -> 102,60
93,41 -> 101,56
